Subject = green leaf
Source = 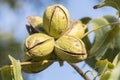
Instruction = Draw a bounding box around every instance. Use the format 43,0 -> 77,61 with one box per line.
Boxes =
85,56 -> 97,69
80,18 -> 92,51
82,35 -> 92,51
102,48 -> 120,62
86,16 -> 119,68
103,15 -> 120,49
100,15 -> 120,62
113,52 -> 120,66
114,31 -> 120,49
9,55 -> 23,80
95,59 -> 114,75
100,72 -> 111,80
90,25 -> 120,58
103,15 -> 119,25
108,61 -> 120,80
92,18 -> 111,41
0,66 -> 13,80
80,17 -> 91,24
93,0 -> 120,17
107,62 -> 114,71
86,16 -> 120,68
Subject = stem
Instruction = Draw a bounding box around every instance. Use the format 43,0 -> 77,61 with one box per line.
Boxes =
85,70 -> 95,78
10,60 -> 55,67
81,22 -> 120,39
10,61 -> 35,67
68,63 -> 90,80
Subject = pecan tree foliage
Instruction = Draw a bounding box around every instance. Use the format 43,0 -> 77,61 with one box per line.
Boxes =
0,0 -> 120,80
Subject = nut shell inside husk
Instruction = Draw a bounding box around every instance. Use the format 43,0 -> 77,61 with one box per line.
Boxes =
64,20 -> 85,39
43,4 -> 70,38
55,35 -> 87,63
24,33 -> 54,59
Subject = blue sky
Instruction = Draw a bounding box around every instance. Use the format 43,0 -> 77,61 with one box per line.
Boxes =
0,0 -> 117,80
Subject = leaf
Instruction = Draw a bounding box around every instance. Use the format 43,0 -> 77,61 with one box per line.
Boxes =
108,61 -> 120,80
82,27 -> 92,51
80,17 -> 92,51
95,59 -> 114,75
0,66 -> 13,80
85,56 -> 97,69
86,16 -> 120,68
100,72 -> 111,80
90,25 -> 120,58
103,15 -> 120,49
9,55 -> 23,80
114,31 -> 120,49
92,18 -> 111,41
113,52 -> 120,66
107,62 -> 114,71
82,35 -> 92,51
103,15 -> 119,25
102,48 -> 120,62
80,17 -> 91,24
93,0 -> 120,17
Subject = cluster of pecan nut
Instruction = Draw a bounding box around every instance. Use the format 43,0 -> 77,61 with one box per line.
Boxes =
21,4 -> 87,73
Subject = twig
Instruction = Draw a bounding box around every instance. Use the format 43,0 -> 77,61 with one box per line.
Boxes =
85,70 -> 95,78
81,22 -> 120,39
68,63 -> 90,80
10,60 -> 55,67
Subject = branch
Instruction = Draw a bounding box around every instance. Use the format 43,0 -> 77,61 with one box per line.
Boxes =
68,63 -> 90,80
81,22 -> 120,39
10,60 -> 55,67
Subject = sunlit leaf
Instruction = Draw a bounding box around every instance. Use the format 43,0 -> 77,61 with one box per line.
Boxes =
114,31 -> 120,49
93,0 -> 120,17
90,25 -> 120,58
9,55 -> 23,80
92,15 -> 120,61
95,59 -> 114,75
85,16 -> 120,68
0,66 -> 13,80
103,15 -> 119,26
113,52 -> 120,66
100,72 -> 111,80
103,15 -> 120,49
108,61 -> 120,80
107,62 -> 114,71
0,55 -> 23,80
92,18 -> 111,41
